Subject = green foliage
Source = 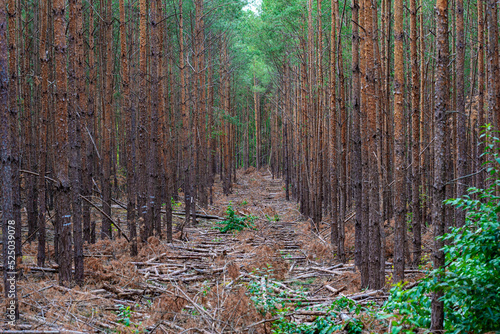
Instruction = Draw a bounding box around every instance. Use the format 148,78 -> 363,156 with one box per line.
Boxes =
116,304 -> 132,327
247,267 -> 391,334
265,213 -> 280,222
383,280 -> 432,331
171,197 -> 182,209
384,125 -> 500,333
214,203 -> 257,233
247,265 -> 303,317
201,280 -> 211,296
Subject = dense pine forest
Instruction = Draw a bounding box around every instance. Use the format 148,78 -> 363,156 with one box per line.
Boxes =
1,0 -> 500,332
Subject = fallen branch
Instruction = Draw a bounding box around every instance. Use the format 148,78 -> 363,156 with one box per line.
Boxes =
19,169 -> 58,184
79,195 -> 129,241
0,265 -> 57,273
324,284 -> 346,295
1,332 -> 61,334
171,210 -> 224,220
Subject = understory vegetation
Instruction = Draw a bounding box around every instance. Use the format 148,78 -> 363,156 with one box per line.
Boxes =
383,130 -> 500,333
214,203 -> 258,233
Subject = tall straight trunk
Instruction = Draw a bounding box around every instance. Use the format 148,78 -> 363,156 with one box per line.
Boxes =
8,0 -> 21,264
1,0 -> 17,317
329,0 -> 339,256
37,0 -> 50,267
245,94 -> 250,169
476,0 -> 484,190
195,0 -> 207,206
351,0 -> 363,275
207,44 -> 215,204
120,0 -> 137,254
307,0 -> 318,225
419,0 -> 426,234
315,0 -> 324,226
410,0 -> 421,268
486,0 -> 499,128
178,0 -> 192,233
364,0 -> 381,289
384,0 -> 394,223
358,0 -> 370,288
225,66 -> 232,191
455,0 -> 466,227
53,0 -> 72,285
138,0 -> 148,240
431,0 -> 449,329
393,0 -> 406,283
88,0 -> 98,244
334,0 -> 346,262
166,29 -> 175,238
148,0 -> 159,238
193,0 -> 201,200
222,39 -> 231,195
157,0 -> 168,238
69,0 -> 84,284
254,72 -> 260,170
24,12 -> 38,243
284,64 -> 291,201
101,0 -> 113,239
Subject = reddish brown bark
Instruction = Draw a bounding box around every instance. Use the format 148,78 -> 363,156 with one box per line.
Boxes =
53,0 -> 72,285
393,0 -> 406,283
431,0 -> 449,328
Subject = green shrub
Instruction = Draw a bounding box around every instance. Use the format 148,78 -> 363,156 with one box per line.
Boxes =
214,203 -> 257,233
246,267 -> 384,334
384,125 -> 500,333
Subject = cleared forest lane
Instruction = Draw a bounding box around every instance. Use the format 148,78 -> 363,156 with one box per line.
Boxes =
3,168 -> 427,332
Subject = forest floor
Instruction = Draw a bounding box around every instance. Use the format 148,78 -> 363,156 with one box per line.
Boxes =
1,168 -> 431,333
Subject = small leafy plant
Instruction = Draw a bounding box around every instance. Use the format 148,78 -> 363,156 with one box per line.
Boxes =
214,203 -> 257,233
246,266 -> 385,334
115,304 -> 143,332
171,197 -> 182,209
116,304 -> 132,327
265,213 -> 280,222
247,265 -> 307,317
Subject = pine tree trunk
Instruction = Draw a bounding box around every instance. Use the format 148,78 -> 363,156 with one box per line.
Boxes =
410,0 -> 421,268
84,0 -> 97,245
486,0 -> 499,128
37,0 -> 49,267
364,0 -> 381,289
254,72 -> 260,170
7,0 -> 21,263
431,0 -> 449,328
179,0 -> 192,234
476,0 -> 484,190
351,0 -> 363,276
69,0 -> 84,284
358,0 -> 370,288
138,0 -> 148,240
455,0 -> 466,227
1,0 -> 18,317
393,0 -> 406,283
53,0 -> 72,285
120,0 -> 137,254
329,0 -> 339,256
148,0 -> 159,238
101,0 -> 113,240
